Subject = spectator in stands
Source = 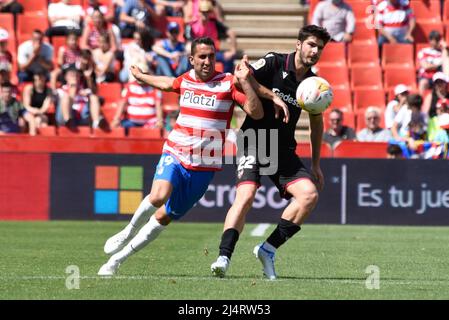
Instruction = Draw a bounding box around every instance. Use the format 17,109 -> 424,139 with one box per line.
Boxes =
22,70 -> 53,136
357,106 -> 392,142
81,8 -> 118,53
385,84 -> 409,129
377,0 -> 415,45
111,62 -> 163,130
0,0 -> 23,15
0,81 -> 30,134
153,21 -> 190,77
323,108 -> 356,147
311,0 -> 355,43
187,0 -> 237,73
431,112 -> 449,144
17,30 -> 54,83
184,0 -> 224,23
386,143 -> 404,159
50,31 -> 82,91
417,30 -> 443,96
56,66 -> 103,128
119,29 -> 155,82
77,49 -> 98,93
156,0 -> 185,17
422,72 -> 449,119
92,33 -> 117,83
391,93 -> 427,141
85,0 -> 116,23
46,0 -> 85,37
0,29 -> 12,73
0,64 -> 19,99
119,0 -> 161,39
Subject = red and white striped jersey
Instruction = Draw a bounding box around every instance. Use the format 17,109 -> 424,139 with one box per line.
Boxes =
163,69 -> 246,171
58,85 -> 89,114
417,47 -> 443,79
377,0 -> 414,33
122,82 -> 162,125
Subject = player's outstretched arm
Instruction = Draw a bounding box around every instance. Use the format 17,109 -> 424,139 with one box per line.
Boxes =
309,113 -> 324,191
130,65 -> 176,92
235,59 -> 263,120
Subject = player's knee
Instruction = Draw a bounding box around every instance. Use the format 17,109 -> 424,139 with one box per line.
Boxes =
303,189 -> 319,210
149,190 -> 168,207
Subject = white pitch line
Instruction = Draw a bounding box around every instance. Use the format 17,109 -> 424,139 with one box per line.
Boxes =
251,224 -> 271,237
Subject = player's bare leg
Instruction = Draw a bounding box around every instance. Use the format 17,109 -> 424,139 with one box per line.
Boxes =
255,179 -> 318,280
211,184 -> 258,277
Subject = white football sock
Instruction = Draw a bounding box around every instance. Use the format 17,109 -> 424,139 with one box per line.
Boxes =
111,215 -> 166,264
123,195 -> 159,236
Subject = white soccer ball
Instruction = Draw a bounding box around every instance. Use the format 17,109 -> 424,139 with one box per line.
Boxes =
296,76 -> 333,115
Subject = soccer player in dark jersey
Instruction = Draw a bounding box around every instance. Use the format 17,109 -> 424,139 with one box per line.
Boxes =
211,25 -> 331,280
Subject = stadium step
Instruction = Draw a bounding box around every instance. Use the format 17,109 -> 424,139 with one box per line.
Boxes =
223,37 -> 295,51
222,3 -> 306,16
233,27 -> 301,38
220,0 -> 300,4
224,15 -> 303,29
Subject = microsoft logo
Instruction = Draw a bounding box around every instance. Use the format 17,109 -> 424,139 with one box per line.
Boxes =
94,166 -> 143,215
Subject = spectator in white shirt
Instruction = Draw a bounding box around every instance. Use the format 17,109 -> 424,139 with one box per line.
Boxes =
46,0 -> 85,37
385,84 -> 409,129
357,106 -> 392,142
312,0 -> 355,43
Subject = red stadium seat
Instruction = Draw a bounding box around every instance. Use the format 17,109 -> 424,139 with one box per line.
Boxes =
17,0 -> 48,16
102,104 -> 118,124
383,66 -> 417,92
162,91 -> 180,113
348,42 -> 379,68
351,66 -> 383,90
330,88 -> 353,113
58,126 -> 92,137
128,127 -> 162,139
409,0 -> 441,23
352,21 -> 377,45
444,0 -> 449,23
413,22 -> 444,43
316,42 -> 346,67
48,0 -> 84,4
97,82 -> 122,104
333,141 -> 388,158
353,88 -> 386,111
315,65 -> 350,90
350,1 -> 376,22
355,108 -> 386,133
0,14 -> 14,33
296,142 -> 333,158
38,126 -> 57,136
17,14 -> 49,40
92,127 -> 126,138
381,44 -> 414,69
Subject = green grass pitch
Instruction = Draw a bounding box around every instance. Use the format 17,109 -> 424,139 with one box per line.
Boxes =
1,221 -> 449,299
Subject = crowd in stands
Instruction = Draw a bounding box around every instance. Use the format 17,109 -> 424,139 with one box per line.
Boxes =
0,0 -> 237,137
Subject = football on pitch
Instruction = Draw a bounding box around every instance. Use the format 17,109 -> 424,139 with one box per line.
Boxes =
296,76 -> 333,115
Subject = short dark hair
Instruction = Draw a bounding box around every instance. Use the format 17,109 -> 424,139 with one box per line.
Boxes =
407,94 -> 423,109
387,144 -> 403,157
81,49 -> 92,59
330,108 -> 343,118
33,69 -> 47,78
67,30 -> 79,39
1,81 -> 13,90
429,30 -> 441,41
298,25 -> 331,44
191,37 -> 215,55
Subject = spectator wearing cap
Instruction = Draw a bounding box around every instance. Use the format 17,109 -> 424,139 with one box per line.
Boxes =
152,21 -> 190,77
422,72 -> 449,119
417,30 -> 444,96
323,108 -> 356,148
0,28 -> 12,74
377,0 -> 415,46
0,0 -> 23,15
311,0 -> 355,43
385,84 -> 409,129
357,106 -> 392,142
391,93 -> 427,140
187,0 -> 237,73
46,0 -> 85,37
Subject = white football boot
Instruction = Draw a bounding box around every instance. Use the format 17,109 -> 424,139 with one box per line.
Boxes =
253,244 -> 277,280
98,259 -> 121,277
211,256 -> 230,278
103,229 -> 134,255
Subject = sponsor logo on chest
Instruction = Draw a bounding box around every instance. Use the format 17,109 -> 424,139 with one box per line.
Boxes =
182,90 -> 217,107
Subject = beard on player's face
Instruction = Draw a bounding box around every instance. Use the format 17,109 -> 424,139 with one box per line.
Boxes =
299,45 -> 319,67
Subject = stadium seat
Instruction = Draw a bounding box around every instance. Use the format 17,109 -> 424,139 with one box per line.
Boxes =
330,88 -> 353,113
17,14 -> 49,40
296,142 -> 333,158
97,82 -> 122,104
316,42 -> 346,67
38,126 -> 57,136
17,0 -> 48,16
355,108 -> 386,133
353,88 -> 386,111
51,36 -> 67,57
381,44 -> 414,69
0,14 -> 14,33
323,109 -> 355,131
315,66 -> 350,90
48,0 -> 84,4
101,104 -> 118,124
128,127 -> 163,139
348,42 -> 379,68
307,0 -> 321,24
58,126 -> 93,137
352,21 -> 377,45
350,0 -> 376,22
162,91 -> 180,112
444,0 -> 449,23
413,22 -> 444,43
333,141 -> 388,158
92,127 -> 126,138
383,66 -> 417,92
351,66 -> 383,91
409,0 -> 441,23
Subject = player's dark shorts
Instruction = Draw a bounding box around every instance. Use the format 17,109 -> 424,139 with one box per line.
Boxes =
235,151 -> 314,200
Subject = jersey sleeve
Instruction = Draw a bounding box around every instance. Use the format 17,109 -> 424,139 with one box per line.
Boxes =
249,53 -> 278,82
171,75 -> 182,94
